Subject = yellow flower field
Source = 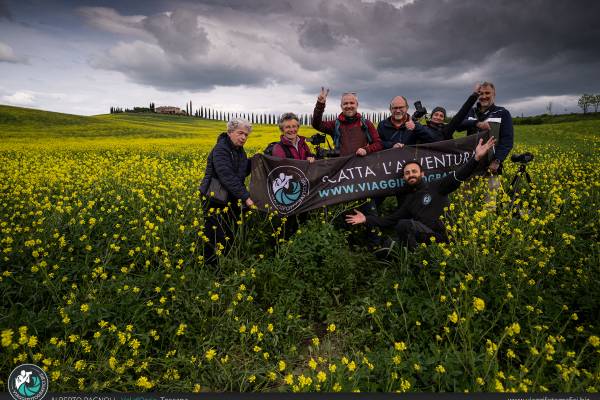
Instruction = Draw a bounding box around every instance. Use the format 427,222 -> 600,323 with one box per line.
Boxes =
1,107 -> 599,392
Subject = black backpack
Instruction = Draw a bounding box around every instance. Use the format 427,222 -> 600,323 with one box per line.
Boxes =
264,141 -> 293,158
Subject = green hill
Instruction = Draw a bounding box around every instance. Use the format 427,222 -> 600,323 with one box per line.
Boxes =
1,104 -> 598,155
0,104 -> 227,138
0,104 -> 319,150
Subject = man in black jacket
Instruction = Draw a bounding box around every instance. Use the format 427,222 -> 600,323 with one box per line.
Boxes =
377,96 -> 436,148
458,82 -> 514,174
457,82 -> 514,204
345,137 -> 496,250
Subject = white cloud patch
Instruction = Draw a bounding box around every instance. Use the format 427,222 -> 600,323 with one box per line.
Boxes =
77,7 -> 151,39
3,91 -> 35,105
0,41 -> 25,63
1,90 -> 70,107
505,95 -> 580,116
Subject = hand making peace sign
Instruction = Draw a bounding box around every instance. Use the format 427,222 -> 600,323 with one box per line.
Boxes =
317,86 -> 330,103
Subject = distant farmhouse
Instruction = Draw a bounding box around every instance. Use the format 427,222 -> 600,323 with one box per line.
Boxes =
156,106 -> 185,115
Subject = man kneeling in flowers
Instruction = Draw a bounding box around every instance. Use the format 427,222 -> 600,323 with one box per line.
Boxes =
345,137 -> 496,252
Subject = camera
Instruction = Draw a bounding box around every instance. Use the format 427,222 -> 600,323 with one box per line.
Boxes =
307,133 -> 340,158
307,133 -> 327,145
412,100 -> 427,120
510,152 -> 534,164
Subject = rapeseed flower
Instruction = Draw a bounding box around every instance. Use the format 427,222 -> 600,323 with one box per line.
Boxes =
472,297 -> 485,312
205,348 -> 216,361
448,311 -> 459,324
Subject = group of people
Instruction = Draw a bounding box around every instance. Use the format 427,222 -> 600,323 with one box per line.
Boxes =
200,82 -> 514,263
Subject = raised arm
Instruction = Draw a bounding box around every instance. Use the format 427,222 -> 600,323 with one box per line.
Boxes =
443,84 -> 481,139
312,87 -> 335,135
438,137 -> 496,195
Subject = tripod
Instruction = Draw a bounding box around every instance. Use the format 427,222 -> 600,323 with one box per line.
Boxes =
506,162 -> 532,217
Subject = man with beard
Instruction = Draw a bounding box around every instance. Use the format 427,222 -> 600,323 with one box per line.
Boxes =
345,137 -> 496,251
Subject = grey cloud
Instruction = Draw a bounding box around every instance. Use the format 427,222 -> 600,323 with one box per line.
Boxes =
175,0 -> 295,14
0,41 -> 26,63
298,19 -> 339,51
78,6 -> 150,38
297,0 -> 600,72
91,40 -> 267,91
0,0 -> 12,20
142,9 -> 210,58
84,0 -> 600,115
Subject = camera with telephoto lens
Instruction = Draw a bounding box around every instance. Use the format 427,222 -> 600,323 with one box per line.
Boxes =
412,100 -> 427,120
510,152 -> 534,164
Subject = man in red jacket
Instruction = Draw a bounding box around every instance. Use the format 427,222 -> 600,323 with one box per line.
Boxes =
312,88 -> 384,247
312,88 -> 383,157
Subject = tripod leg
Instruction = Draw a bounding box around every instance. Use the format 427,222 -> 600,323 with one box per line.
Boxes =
508,173 -> 521,197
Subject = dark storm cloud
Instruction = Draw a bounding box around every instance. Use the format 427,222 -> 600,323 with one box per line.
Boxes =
80,0 -> 600,114
175,0 -> 295,14
142,9 -> 210,57
0,0 -> 12,20
298,19 -> 340,51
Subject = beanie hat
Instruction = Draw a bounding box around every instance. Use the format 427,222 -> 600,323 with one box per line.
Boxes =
431,106 -> 447,118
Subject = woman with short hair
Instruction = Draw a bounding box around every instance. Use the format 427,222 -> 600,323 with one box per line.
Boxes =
271,112 -> 315,162
199,118 -> 254,265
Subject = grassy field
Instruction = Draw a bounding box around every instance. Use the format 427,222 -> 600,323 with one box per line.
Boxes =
1,104 -> 599,393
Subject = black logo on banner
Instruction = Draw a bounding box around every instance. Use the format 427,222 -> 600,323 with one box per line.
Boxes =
267,166 -> 309,214
8,364 -> 49,400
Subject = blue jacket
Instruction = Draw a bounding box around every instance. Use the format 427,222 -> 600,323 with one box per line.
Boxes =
377,118 -> 437,149
200,132 -> 251,202
458,104 -> 514,162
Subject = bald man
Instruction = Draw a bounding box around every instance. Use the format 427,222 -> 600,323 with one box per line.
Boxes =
377,96 -> 437,149
312,88 -> 383,157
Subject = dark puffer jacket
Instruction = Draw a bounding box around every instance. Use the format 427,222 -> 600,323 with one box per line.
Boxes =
200,132 -> 251,202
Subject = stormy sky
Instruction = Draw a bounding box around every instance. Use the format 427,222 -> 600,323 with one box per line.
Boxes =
1,0 -> 599,117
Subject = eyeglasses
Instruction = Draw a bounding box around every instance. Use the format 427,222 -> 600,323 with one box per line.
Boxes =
390,105 -> 407,110
342,92 -> 357,96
